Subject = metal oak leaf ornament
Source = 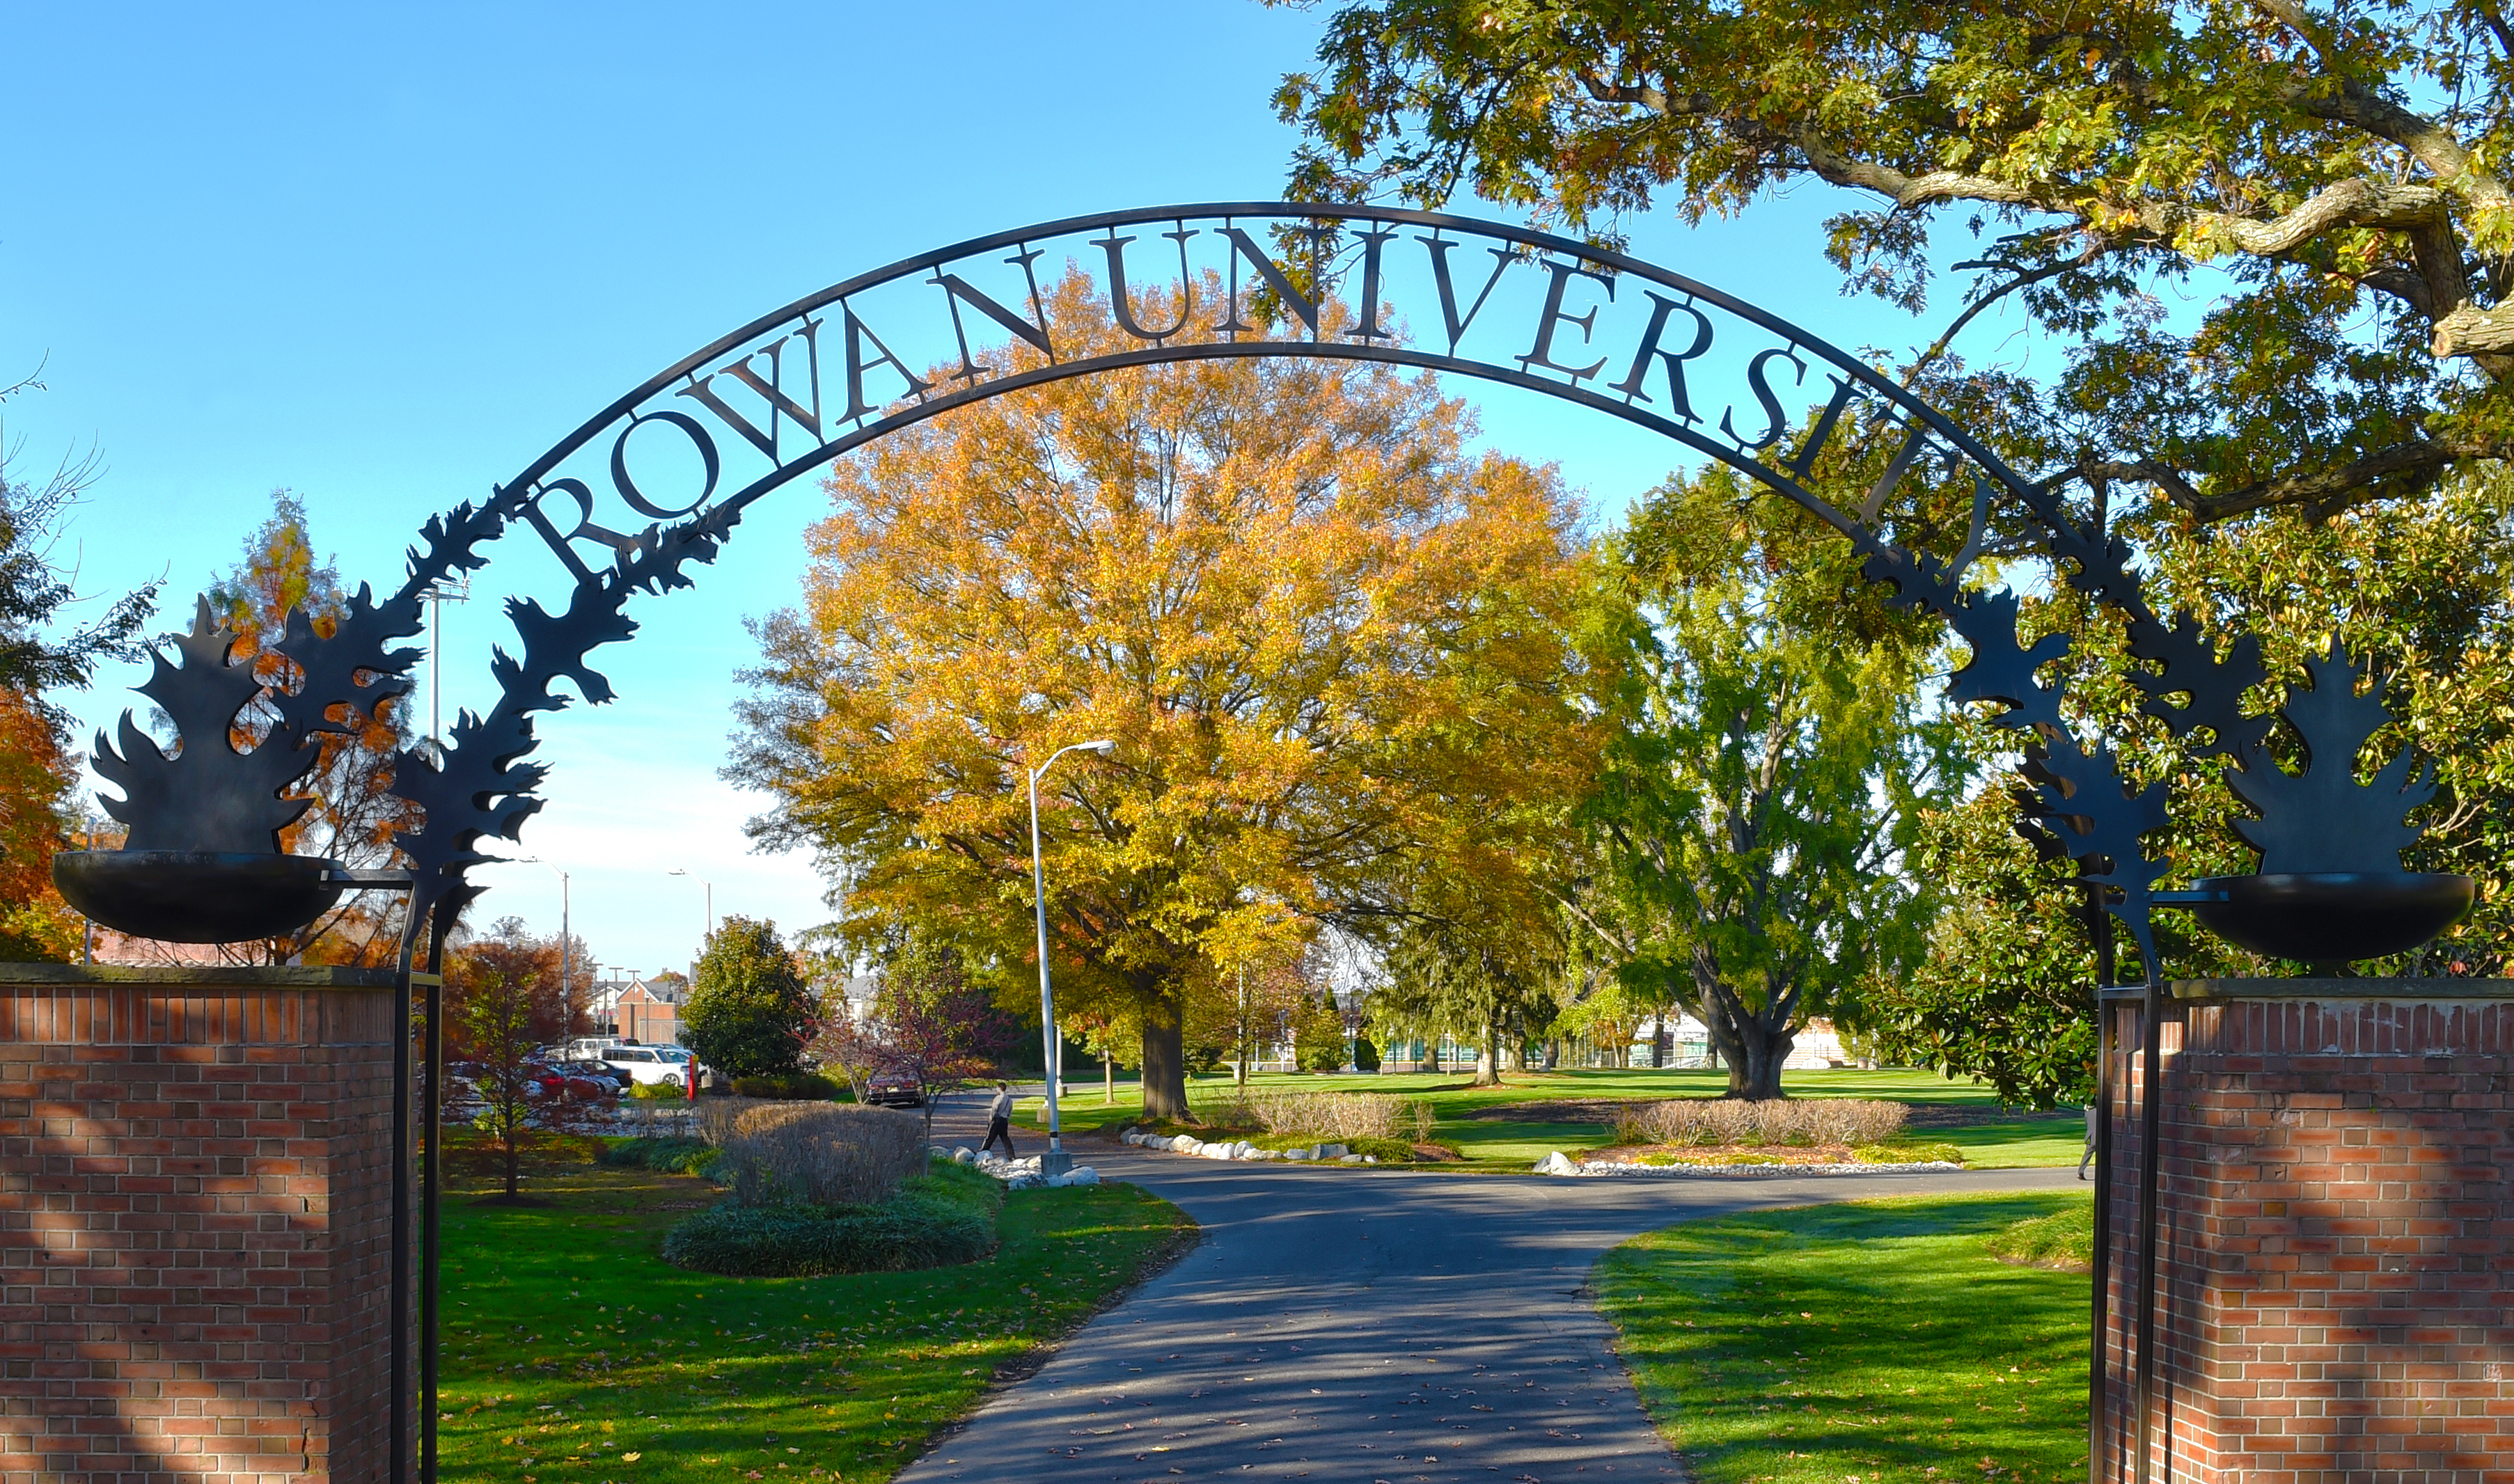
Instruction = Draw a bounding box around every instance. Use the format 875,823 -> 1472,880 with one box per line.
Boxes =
2226,636 -> 2434,876
91,596 -> 319,853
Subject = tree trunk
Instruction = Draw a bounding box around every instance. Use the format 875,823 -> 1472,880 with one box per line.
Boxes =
503,1119 -> 520,1199
1140,1009 -> 1189,1119
1542,1036 -> 1560,1071
1720,1027 -> 1791,1100
1104,1050 -> 1114,1104
1475,1020 -> 1499,1086
1699,999 -> 1794,1099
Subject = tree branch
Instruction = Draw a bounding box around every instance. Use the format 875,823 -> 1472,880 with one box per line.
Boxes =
2069,432 -> 2506,523
1908,253 -> 2093,379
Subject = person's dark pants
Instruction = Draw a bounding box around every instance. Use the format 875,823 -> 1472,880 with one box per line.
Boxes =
981,1115 -> 1015,1156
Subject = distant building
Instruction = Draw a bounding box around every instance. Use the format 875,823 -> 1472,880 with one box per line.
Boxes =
611,972 -> 689,1045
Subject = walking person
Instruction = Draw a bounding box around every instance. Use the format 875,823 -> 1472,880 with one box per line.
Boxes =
980,1080 -> 1017,1158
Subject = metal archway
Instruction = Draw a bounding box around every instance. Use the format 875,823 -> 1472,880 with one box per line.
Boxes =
95,203 -> 2248,1483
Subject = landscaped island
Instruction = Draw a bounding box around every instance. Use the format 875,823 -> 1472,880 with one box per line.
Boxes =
432,1125 -> 1193,1482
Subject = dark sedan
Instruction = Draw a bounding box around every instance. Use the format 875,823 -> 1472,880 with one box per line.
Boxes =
864,1069 -> 923,1107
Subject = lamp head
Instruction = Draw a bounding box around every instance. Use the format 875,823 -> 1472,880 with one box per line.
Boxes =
1083,739 -> 1116,755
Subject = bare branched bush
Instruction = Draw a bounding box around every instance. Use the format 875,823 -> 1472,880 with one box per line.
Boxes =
1614,1098 -> 1907,1148
1242,1090 -> 1406,1142
700,1098 -> 928,1208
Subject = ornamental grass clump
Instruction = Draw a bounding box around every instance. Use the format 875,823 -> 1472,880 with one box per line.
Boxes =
1615,1098 -> 1907,1149
700,1099 -> 928,1208
1241,1090 -> 1413,1143
661,1162 -> 1002,1276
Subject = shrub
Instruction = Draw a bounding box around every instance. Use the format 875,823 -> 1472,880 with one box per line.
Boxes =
1241,1090 -> 1408,1142
659,1194 -> 993,1276
1614,1098 -> 1908,1148
629,1079 -> 690,1100
730,1072 -> 844,1100
700,1100 -> 928,1208
1345,1136 -> 1418,1162
1352,1036 -> 1382,1073
600,1136 -> 720,1175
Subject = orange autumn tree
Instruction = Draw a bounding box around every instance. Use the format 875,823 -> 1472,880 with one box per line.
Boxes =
0,687 -> 84,961
200,491 -> 414,966
731,269 -> 1599,1118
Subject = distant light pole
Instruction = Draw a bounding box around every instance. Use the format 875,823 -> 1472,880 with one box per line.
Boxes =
1030,739 -> 1114,1177
516,858 -> 572,1038
421,574 -> 471,768
668,868 -> 713,988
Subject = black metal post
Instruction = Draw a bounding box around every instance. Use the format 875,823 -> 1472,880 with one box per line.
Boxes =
2132,969 -> 2167,1484
418,901 -> 452,1482
390,929 -> 416,1484
2089,885 -> 2114,1484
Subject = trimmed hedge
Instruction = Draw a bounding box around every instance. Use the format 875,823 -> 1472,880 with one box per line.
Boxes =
601,1137 -> 720,1176
659,1170 -> 1000,1277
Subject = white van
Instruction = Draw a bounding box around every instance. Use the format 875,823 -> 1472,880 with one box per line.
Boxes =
599,1044 -> 692,1088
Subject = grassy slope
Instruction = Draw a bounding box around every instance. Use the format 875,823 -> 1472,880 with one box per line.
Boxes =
436,1161 -> 1195,1483
1022,1068 -> 2086,1169
1595,1193 -> 2094,1484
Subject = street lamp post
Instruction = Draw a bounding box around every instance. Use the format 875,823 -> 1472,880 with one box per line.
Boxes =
668,867 -> 713,993
517,858 -> 572,1040
1029,739 -> 1114,1178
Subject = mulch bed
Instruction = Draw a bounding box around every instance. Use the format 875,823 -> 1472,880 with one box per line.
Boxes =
1452,1099 -> 1628,1124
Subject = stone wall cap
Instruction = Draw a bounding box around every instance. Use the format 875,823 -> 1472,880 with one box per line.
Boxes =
2100,977 -> 2514,1002
0,961 -> 403,989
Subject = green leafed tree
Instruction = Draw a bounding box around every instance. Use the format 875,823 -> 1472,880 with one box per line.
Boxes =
0,370 -> 159,695
1571,470 -> 1965,1098
1876,468 -> 2514,1105
682,917 -> 817,1079
1276,0 -> 2514,519
1377,914 -> 1556,1084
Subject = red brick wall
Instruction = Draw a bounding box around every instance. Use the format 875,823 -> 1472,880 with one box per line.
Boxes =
2102,986 -> 2514,1484
0,965 -> 404,1483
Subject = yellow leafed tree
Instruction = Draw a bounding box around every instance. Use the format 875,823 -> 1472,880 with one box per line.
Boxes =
730,269 -> 1598,1116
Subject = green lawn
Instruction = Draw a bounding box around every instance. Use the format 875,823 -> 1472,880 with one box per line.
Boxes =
436,1158 -> 1195,1483
1021,1067 -> 2087,1169
1594,1193 -> 2094,1484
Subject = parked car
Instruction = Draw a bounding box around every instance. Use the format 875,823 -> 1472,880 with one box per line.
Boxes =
600,1045 -> 692,1089
560,1059 -> 628,1095
864,1068 -> 922,1107
521,1061 -> 613,1100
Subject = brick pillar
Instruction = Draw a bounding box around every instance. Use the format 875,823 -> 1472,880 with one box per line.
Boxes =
0,964 -> 406,1483
2100,980 -> 2514,1484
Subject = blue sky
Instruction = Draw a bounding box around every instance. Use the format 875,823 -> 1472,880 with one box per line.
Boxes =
6,1 -> 1979,976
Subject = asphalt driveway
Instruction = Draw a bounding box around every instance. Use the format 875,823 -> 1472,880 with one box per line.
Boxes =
900,1091 -> 2078,1484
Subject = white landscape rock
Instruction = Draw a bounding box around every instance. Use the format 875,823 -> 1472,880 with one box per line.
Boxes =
1285,1148 -> 1312,1162
1319,1144 -> 1348,1159
952,1146 -> 977,1165
1337,1153 -> 1363,1164
1047,1166 -> 1101,1187
1534,1151 -> 1582,1176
